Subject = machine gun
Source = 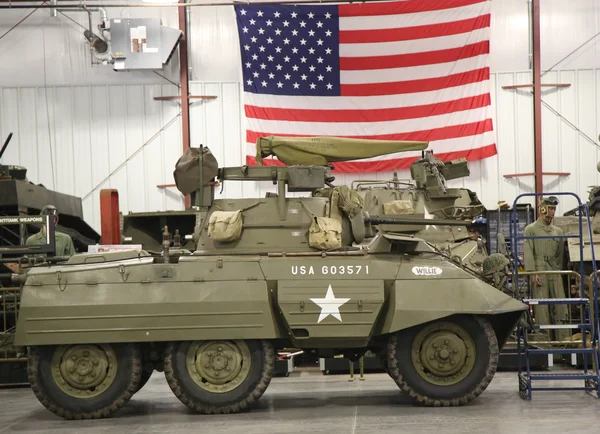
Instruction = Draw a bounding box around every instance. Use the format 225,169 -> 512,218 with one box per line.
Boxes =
409,150 -> 470,195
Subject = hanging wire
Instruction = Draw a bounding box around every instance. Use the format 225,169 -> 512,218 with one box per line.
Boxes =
540,97 -> 600,150
0,1 -> 47,41
81,112 -> 182,201
542,30 -> 600,77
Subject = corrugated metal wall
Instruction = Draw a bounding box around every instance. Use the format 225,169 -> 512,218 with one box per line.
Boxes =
2,0 -> 600,232
0,84 -> 184,232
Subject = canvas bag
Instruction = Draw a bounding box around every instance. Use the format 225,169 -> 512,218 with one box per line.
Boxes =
308,217 -> 342,250
383,200 -> 415,215
208,210 -> 243,242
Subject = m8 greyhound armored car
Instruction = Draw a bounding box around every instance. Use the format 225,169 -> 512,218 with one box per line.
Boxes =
13,137 -> 526,419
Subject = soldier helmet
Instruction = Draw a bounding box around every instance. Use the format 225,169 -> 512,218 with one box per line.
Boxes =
40,205 -> 59,217
540,196 -> 559,207
482,253 -> 511,276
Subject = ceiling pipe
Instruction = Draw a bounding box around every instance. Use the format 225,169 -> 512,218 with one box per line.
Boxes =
55,7 -> 108,25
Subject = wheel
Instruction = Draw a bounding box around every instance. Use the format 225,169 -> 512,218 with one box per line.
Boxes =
27,343 -> 142,419
164,339 -> 274,414
386,315 -> 498,406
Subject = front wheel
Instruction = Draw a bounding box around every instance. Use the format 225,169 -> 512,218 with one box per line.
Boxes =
27,343 -> 142,419
164,339 -> 274,414
386,315 -> 498,406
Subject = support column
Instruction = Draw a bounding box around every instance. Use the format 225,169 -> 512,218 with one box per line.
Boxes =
179,0 -> 191,209
99,189 -> 120,245
532,0 -> 543,200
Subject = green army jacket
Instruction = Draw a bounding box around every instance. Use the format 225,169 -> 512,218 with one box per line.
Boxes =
523,219 -> 564,271
25,230 -> 76,257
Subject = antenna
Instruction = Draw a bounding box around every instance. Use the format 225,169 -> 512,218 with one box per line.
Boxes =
0,132 -> 13,162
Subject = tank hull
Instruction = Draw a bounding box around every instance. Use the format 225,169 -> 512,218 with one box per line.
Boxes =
15,251 -> 526,349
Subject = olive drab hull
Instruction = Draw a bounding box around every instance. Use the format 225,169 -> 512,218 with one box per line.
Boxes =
14,249 -> 525,349
14,143 -> 529,419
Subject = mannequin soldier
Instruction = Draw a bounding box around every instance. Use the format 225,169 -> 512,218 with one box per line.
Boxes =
523,196 -> 569,341
25,205 -> 75,257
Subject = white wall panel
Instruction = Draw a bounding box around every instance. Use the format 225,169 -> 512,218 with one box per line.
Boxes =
0,84 -> 184,232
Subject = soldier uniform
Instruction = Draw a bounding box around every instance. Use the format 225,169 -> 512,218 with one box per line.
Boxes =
25,205 -> 76,257
523,196 -> 569,341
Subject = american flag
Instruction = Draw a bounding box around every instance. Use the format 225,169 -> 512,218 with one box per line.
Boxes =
234,0 -> 495,173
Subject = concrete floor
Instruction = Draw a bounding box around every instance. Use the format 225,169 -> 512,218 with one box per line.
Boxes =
2,368 -> 600,434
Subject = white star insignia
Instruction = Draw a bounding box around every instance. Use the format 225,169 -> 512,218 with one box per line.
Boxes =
274,11 -> 281,18
257,10 -> 264,17
240,9 -> 246,15
325,12 -> 331,19
293,82 -> 300,89
326,83 -> 333,89
310,83 -> 316,89
310,285 -> 351,324
308,12 -> 315,19
291,12 -> 298,18
249,19 -> 256,25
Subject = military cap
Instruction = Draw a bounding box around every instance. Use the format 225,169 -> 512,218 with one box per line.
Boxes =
540,196 -> 559,206
40,204 -> 59,216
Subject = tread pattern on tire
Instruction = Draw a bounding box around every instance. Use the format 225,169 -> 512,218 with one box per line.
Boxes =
27,345 -> 142,420
386,316 -> 499,407
163,340 -> 274,415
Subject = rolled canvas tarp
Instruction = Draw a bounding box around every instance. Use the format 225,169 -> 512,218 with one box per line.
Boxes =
256,136 -> 429,166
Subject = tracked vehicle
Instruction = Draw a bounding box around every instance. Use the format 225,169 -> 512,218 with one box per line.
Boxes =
14,137 -> 526,419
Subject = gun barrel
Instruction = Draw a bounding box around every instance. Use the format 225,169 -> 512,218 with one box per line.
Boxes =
365,216 -> 471,227
0,132 -> 13,161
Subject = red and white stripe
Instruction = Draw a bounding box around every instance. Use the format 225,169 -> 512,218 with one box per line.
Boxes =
243,0 -> 495,173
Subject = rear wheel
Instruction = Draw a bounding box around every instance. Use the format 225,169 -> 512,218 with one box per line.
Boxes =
387,315 -> 498,406
27,343 -> 142,419
164,339 -> 274,414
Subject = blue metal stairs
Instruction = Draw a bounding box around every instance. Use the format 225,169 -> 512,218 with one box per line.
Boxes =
512,192 -> 600,399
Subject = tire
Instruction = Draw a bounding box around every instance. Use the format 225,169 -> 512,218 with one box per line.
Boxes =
28,343 -> 142,420
164,339 -> 274,414
387,315 -> 498,407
